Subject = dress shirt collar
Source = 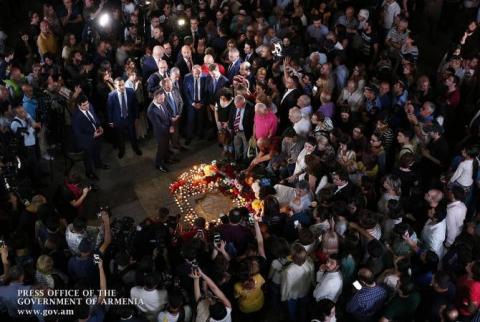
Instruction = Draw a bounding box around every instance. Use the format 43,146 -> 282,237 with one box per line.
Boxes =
447,201 -> 462,208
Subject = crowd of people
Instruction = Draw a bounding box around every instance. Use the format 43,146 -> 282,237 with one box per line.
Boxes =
0,0 -> 480,321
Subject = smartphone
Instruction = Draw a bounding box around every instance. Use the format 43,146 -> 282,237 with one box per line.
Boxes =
294,220 -> 300,228
353,280 -> 362,290
191,259 -> 199,274
248,214 -> 255,225
93,254 -> 101,264
213,232 -> 221,246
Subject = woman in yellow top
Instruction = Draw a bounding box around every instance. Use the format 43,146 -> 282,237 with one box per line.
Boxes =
234,263 -> 266,319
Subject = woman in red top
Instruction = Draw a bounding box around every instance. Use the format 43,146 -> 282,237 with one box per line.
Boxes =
455,260 -> 480,318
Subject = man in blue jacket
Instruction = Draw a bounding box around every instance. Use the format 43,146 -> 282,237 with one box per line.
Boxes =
71,95 -> 109,180
107,78 -> 142,159
183,65 -> 207,145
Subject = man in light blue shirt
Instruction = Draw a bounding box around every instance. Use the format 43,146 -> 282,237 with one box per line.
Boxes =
21,84 -> 38,120
0,266 -> 32,318
10,105 -> 41,183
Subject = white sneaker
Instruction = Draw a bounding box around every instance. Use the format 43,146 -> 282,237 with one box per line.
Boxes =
42,153 -> 54,160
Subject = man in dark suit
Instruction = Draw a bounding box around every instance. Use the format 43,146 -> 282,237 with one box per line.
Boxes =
243,40 -> 257,64
147,89 -> 172,173
226,48 -> 242,84
162,77 -> 185,150
141,45 -> 164,80
331,169 -> 357,202
146,59 -> 169,97
71,95 -> 109,180
279,76 -> 302,132
205,63 -> 229,107
183,65 -> 208,145
187,17 -> 206,48
175,45 -> 193,78
228,95 -> 254,162
107,78 -> 142,159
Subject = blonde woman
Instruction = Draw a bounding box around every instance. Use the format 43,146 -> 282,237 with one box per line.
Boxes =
35,255 -> 68,288
377,175 -> 402,215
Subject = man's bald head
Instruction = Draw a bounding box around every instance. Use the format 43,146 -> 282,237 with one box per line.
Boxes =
152,45 -> 164,60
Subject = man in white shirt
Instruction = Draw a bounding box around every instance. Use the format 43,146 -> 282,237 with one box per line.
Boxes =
421,208 -> 447,259
297,95 -> 313,118
289,107 -> 311,137
382,0 -> 401,30
130,273 -> 168,320
444,187 -> 467,249
281,244 -> 315,322
313,255 -> 343,303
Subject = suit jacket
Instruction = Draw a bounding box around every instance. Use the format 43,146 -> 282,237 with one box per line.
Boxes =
243,52 -> 257,65
165,88 -> 183,117
332,182 -> 357,202
228,103 -> 255,140
175,57 -> 191,78
141,55 -> 158,80
107,88 -> 138,126
146,72 -> 168,95
226,59 -> 242,83
147,102 -> 171,143
188,28 -> 207,46
205,75 -> 229,105
279,88 -> 302,129
71,105 -> 101,150
182,74 -> 208,106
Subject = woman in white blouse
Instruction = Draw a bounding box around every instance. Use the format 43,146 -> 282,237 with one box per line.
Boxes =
449,146 -> 478,194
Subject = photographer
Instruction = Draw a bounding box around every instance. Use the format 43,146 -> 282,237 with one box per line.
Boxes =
67,210 -> 111,284
10,104 -> 42,185
74,256 -> 108,321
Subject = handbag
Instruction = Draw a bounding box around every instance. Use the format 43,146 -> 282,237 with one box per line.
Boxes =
247,136 -> 257,158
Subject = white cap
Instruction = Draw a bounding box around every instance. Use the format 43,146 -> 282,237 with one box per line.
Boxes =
358,9 -> 370,20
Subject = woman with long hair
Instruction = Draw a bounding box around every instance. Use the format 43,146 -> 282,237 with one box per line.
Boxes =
61,33 -> 81,61
377,175 -> 402,215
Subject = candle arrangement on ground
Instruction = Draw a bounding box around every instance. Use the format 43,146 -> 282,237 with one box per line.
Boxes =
169,161 -> 257,224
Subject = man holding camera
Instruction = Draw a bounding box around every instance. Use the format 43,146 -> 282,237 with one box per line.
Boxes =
67,209 -> 111,283
10,104 -> 42,184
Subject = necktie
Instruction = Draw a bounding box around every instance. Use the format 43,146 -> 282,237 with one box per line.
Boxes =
194,78 -> 199,102
168,93 -> 177,115
212,78 -> 217,92
120,92 -> 128,118
234,108 -> 241,132
85,111 -> 97,130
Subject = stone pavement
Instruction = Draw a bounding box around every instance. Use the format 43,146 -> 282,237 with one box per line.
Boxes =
64,137 -> 221,224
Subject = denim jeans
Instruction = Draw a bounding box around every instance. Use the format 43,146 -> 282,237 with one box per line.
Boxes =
286,296 -> 309,322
